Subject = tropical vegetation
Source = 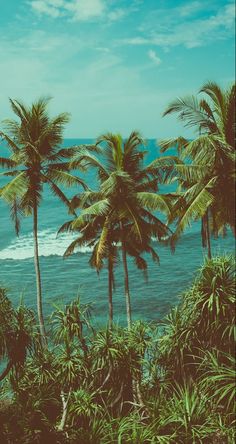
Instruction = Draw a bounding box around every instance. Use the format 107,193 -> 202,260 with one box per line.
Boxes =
0,81 -> 235,442
0,256 -> 235,443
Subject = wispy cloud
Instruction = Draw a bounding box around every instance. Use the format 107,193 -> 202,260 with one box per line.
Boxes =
121,2 -> 235,49
108,8 -> 127,22
30,0 -> 66,18
178,1 -> 202,17
30,0 -> 106,21
29,0 -> 133,22
148,49 -> 161,66
67,0 -> 105,22
124,37 -> 149,45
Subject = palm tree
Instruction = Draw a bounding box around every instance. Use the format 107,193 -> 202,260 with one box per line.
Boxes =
160,81 -> 235,258
89,227 -> 118,329
0,98 -> 87,343
64,131 -> 172,328
59,204 -> 159,328
59,206 -> 118,329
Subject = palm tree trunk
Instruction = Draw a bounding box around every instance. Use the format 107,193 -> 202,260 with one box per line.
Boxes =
206,209 -> 212,259
121,229 -> 132,329
33,203 -> 47,344
108,257 -> 113,329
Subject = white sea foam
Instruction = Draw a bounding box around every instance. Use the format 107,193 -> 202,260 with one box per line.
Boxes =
0,229 -> 92,260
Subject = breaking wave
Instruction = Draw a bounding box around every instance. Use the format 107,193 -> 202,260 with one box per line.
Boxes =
0,229 -> 92,260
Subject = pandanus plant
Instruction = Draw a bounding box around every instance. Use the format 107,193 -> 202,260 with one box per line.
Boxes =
0,288 -> 35,382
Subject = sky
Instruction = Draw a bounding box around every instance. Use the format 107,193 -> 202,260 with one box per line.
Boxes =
0,0 -> 235,138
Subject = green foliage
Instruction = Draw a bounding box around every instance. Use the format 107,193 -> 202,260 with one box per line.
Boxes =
162,383 -> 212,442
201,351 -> 236,414
0,289 -> 35,381
60,130 -> 174,328
0,255 -> 235,443
0,86 -> 235,442
160,81 -> 236,254
158,256 -> 235,381
0,97 -> 94,342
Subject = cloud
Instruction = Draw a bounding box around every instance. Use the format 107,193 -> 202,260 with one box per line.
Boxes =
148,49 -> 161,66
95,46 -> 110,53
123,37 -> 150,45
108,8 -> 127,22
120,2 -> 235,49
29,0 -> 133,22
30,0 -> 105,21
31,0 -> 63,17
178,1 -> 202,17
67,0 -> 105,21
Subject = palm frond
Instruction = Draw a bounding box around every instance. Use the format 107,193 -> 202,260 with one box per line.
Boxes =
0,172 -> 28,203
137,192 -> 171,215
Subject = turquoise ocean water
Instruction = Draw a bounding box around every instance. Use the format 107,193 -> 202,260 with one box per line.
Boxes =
0,139 -> 234,326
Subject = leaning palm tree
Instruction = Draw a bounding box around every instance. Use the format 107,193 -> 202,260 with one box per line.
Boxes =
64,131 -> 172,328
59,205 -> 118,328
0,98 -> 87,343
89,227 -> 118,329
160,81 -> 236,258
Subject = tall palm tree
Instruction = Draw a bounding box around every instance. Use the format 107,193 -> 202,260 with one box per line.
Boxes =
160,81 -> 235,258
64,131 -> 172,328
0,98 -> 87,343
59,203 -> 159,328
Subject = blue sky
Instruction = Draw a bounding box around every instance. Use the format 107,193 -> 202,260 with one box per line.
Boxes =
0,0 -> 235,137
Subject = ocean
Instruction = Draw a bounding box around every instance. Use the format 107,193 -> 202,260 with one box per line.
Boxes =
0,139 -> 234,327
